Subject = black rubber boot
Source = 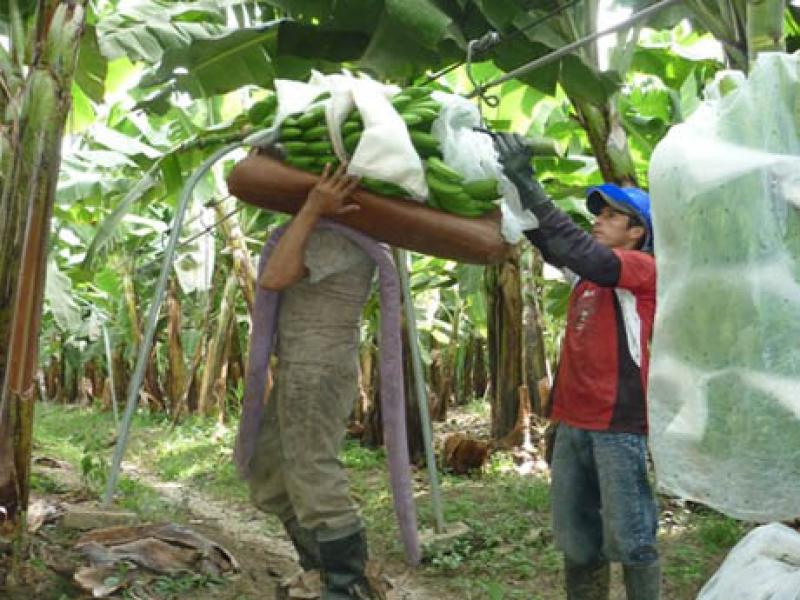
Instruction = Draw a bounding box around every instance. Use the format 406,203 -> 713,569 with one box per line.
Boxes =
623,561 -> 661,600
564,558 -> 610,600
284,517 -> 321,571
318,529 -> 376,600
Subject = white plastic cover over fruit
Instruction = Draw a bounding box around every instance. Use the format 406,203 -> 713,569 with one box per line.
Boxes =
346,76 -> 427,199
647,53 -> 800,522
697,523 -> 800,600
430,92 -> 538,242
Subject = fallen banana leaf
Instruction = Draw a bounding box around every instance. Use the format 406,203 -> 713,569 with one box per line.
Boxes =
73,523 -> 239,597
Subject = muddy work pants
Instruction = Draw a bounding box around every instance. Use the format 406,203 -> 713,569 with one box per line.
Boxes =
248,361 -> 362,536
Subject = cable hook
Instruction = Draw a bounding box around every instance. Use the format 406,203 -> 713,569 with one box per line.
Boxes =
466,31 -> 501,113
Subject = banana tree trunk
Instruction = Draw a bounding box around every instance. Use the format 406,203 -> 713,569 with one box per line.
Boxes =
522,251 -> 550,415
0,0 -> 85,563
401,322 -> 425,464
123,265 -> 143,346
215,199 -> 256,315
362,339 -> 384,448
198,272 -> 238,416
486,248 -> 525,440
166,279 -> 186,415
436,304 -> 460,421
572,99 -> 638,186
123,266 -> 164,412
355,341 -> 374,427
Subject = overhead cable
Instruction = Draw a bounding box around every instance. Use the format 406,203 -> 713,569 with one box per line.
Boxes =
468,0 -> 683,98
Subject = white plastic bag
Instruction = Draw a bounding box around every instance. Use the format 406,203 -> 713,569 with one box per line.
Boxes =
347,76 -> 426,199
431,92 -> 538,242
647,53 -> 800,521
246,71 -> 426,199
697,523 -> 800,600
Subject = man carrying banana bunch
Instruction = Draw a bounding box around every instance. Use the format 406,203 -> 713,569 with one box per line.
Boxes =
496,134 -> 661,600
250,163 -> 383,600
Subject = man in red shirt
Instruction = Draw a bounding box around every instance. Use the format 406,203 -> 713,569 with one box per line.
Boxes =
497,135 -> 660,600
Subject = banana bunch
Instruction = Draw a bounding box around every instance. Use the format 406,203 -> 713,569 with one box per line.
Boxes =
271,85 -> 500,217
273,86 -> 442,191
247,95 -> 278,128
425,157 -> 500,217
277,103 -> 340,175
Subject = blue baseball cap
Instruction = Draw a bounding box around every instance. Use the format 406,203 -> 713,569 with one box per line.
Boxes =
586,183 -> 653,251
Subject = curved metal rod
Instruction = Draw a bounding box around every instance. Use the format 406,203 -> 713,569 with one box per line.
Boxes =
102,142 -> 243,506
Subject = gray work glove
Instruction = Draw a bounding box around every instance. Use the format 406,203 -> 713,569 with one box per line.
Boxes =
494,133 -> 554,216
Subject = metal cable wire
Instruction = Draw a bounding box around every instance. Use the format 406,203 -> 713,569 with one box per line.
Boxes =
422,0 -> 583,88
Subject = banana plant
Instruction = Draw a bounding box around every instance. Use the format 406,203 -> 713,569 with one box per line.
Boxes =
0,0 -> 88,565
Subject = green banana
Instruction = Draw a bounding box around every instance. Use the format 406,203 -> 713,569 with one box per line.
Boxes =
426,171 -> 496,217
306,140 -> 334,155
248,97 -> 278,125
297,105 -> 325,128
463,178 -> 500,202
401,113 -> 423,127
281,141 -> 307,154
413,108 -> 439,122
426,191 -> 442,210
344,131 -> 361,154
427,157 -> 463,183
342,121 -> 362,136
439,190 -> 496,217
283,115 -> 301,128
280,126 -> 303,140
425,171 -> 463,198
390,94 -> 413,111
410,131 -> 440,158
361,177 -> 408,198
409,99 -> 440,113
285,155 -> 317,170
302,125 -> 329,140
404,86 -> 434,99
315,155 -> 340,169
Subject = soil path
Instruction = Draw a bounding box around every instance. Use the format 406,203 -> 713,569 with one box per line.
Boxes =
35,458 -> 444,599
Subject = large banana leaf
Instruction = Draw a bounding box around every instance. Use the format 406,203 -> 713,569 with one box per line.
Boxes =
75,25 -> 108,103
257,0 -> 383,32
81,166 -> 158,268
140,21 -> 369,97
357,0 -> 462,79
96,0 -> 227,64
787,6 -> 800,53
44,259 -> 83,333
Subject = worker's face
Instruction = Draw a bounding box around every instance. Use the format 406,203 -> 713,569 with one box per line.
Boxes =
591,205 -> 645,250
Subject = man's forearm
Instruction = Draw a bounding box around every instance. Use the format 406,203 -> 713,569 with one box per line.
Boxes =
523,197 -> 621,287
260,204 -> 322,290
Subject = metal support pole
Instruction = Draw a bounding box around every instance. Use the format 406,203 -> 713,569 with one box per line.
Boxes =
102,326 -> 119,425
102,143 -> 242,506
396,249 -> 446,534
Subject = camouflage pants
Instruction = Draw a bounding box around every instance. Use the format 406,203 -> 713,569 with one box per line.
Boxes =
248,360 -> 362,535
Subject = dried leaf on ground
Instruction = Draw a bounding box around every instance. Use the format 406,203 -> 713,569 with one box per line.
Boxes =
27,499 -> 63,533
73,523 -> 239,597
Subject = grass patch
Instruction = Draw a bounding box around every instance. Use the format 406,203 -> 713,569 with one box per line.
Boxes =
33,403 -> 749,600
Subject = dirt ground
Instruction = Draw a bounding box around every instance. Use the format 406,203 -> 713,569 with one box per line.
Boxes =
0,457 -> 452,600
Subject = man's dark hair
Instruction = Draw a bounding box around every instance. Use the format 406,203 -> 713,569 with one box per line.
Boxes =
623,214 -> 648,250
